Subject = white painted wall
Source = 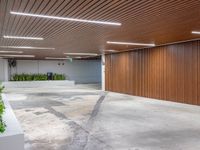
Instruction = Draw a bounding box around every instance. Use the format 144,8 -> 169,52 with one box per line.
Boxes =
10,59 -> 101,84
0,59 -> 8,82
101,55 -> 105,90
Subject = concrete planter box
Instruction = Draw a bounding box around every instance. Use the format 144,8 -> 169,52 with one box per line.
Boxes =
0,94 -> 24,150
3,80 -> 75,88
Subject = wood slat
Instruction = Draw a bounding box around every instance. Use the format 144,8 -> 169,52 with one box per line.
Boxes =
0,0 -> 200,59
105,40 -> 200,106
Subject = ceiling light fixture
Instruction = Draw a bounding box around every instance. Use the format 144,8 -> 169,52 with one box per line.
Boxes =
191,31 -> 200,34
104,50 -> 119,52
75,56 -> 82,59
0,54 -> 35,58
0,46 -> 55,50
3,35 -> 43,40
64,53 -> 98,56
107,41 -> 155,46
45,57 -> 71,60
0,50 -> 23,53
10,11 -> 121,26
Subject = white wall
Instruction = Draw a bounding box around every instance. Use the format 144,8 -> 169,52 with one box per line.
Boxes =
101,55 -> 105,90
0,59 -> 8,82
11,59 -> 101,84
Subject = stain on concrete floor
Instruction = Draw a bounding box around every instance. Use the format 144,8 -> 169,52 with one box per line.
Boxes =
4,84 -> 200,150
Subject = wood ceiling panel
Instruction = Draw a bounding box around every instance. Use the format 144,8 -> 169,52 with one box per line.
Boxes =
0,0 -> 199,59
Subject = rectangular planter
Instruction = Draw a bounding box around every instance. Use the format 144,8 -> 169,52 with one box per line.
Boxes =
0,94 -> 24,150
3,80 -> 75,88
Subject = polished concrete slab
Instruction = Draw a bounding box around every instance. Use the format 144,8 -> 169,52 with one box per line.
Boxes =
4,84 -> 200,150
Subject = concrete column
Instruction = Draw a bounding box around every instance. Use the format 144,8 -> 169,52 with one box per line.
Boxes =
3,59 -> 9,81
101,54 -> 105,91
0,59 -> 9,81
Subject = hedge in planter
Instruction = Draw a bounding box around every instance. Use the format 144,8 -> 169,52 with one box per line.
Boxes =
0,85 -> 5,133
12,73 -> 66,81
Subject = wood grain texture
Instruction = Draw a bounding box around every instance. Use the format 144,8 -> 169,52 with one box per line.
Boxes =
105,40 -> 200,105
0,0 -> 200,59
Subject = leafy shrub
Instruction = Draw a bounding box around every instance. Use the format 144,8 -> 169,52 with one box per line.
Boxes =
53,74 -> 66,80
12,73 -> 66,81
0,101 -> 4,115
0,84 -> 5,133
0,119 -> 6,133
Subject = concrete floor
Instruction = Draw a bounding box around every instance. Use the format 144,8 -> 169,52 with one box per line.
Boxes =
4,84 -> 200,150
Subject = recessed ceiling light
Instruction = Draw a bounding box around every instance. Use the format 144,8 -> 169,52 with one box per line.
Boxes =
64,53 -> 98,56
0,50 -> 23,53
3,35 -> 43,40
0,46 -> 55,50
107,41 -> 155,46
10,11 -> 121,26
0,54 -> 35,58
104,50 -> 119,52
45,57 -> 71,60
75,56 -> 82,59
191,31 -> 200,34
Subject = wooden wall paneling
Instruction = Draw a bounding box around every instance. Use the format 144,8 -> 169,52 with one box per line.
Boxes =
113,54 -> 118,92
151,48 -> 157,99
143,49 -> 148,97
131,51 -> 138,95
141,50 -> 145,97
121,53 -> 126,93
128,52 -> 133,95
198,41 -> 200,105
125,52 -> 130,94
162,45 -> 167,100
192,41 -> 198,105
137,50 -> 142,96
105,40 -> 200,105
184,42 -> 193,104
159,46 -> 165,100
109,54 -> 113,91
148,48 -> 153,98
176,44 -> 185,103
155,47 -> 160,99
172,45 -> 178,101
129,52 -> 133,94
158,47 -> 162,99
165,45 -> 172,101
127,52 -> 133,95
147,48 -> 151,98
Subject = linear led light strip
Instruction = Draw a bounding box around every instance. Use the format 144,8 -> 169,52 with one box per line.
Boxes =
0,46 -> 55,50
107,41 -> 155,46
0,51 -> 23,53
10,11 -> 121,26
192,31 -> 200,34
3,35 -> 43,40
0,54 -> 35,58
64,53 -> 98,56
45,57 -> 71,60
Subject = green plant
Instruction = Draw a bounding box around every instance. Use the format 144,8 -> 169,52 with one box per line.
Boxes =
0,85 -> 4,93
0,101 -> 4,115
0,84 -> 5,133
12,73 -> 66,81
53,74 -> 66,80
0,119 -> 6,133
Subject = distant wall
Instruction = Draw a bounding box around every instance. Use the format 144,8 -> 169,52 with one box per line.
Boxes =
10,59 -> 101,84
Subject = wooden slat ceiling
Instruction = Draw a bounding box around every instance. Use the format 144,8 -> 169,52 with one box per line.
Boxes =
0,0 -> 200,59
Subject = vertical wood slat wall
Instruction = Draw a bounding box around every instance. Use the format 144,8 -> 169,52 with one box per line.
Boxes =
105,40 -> 200,105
